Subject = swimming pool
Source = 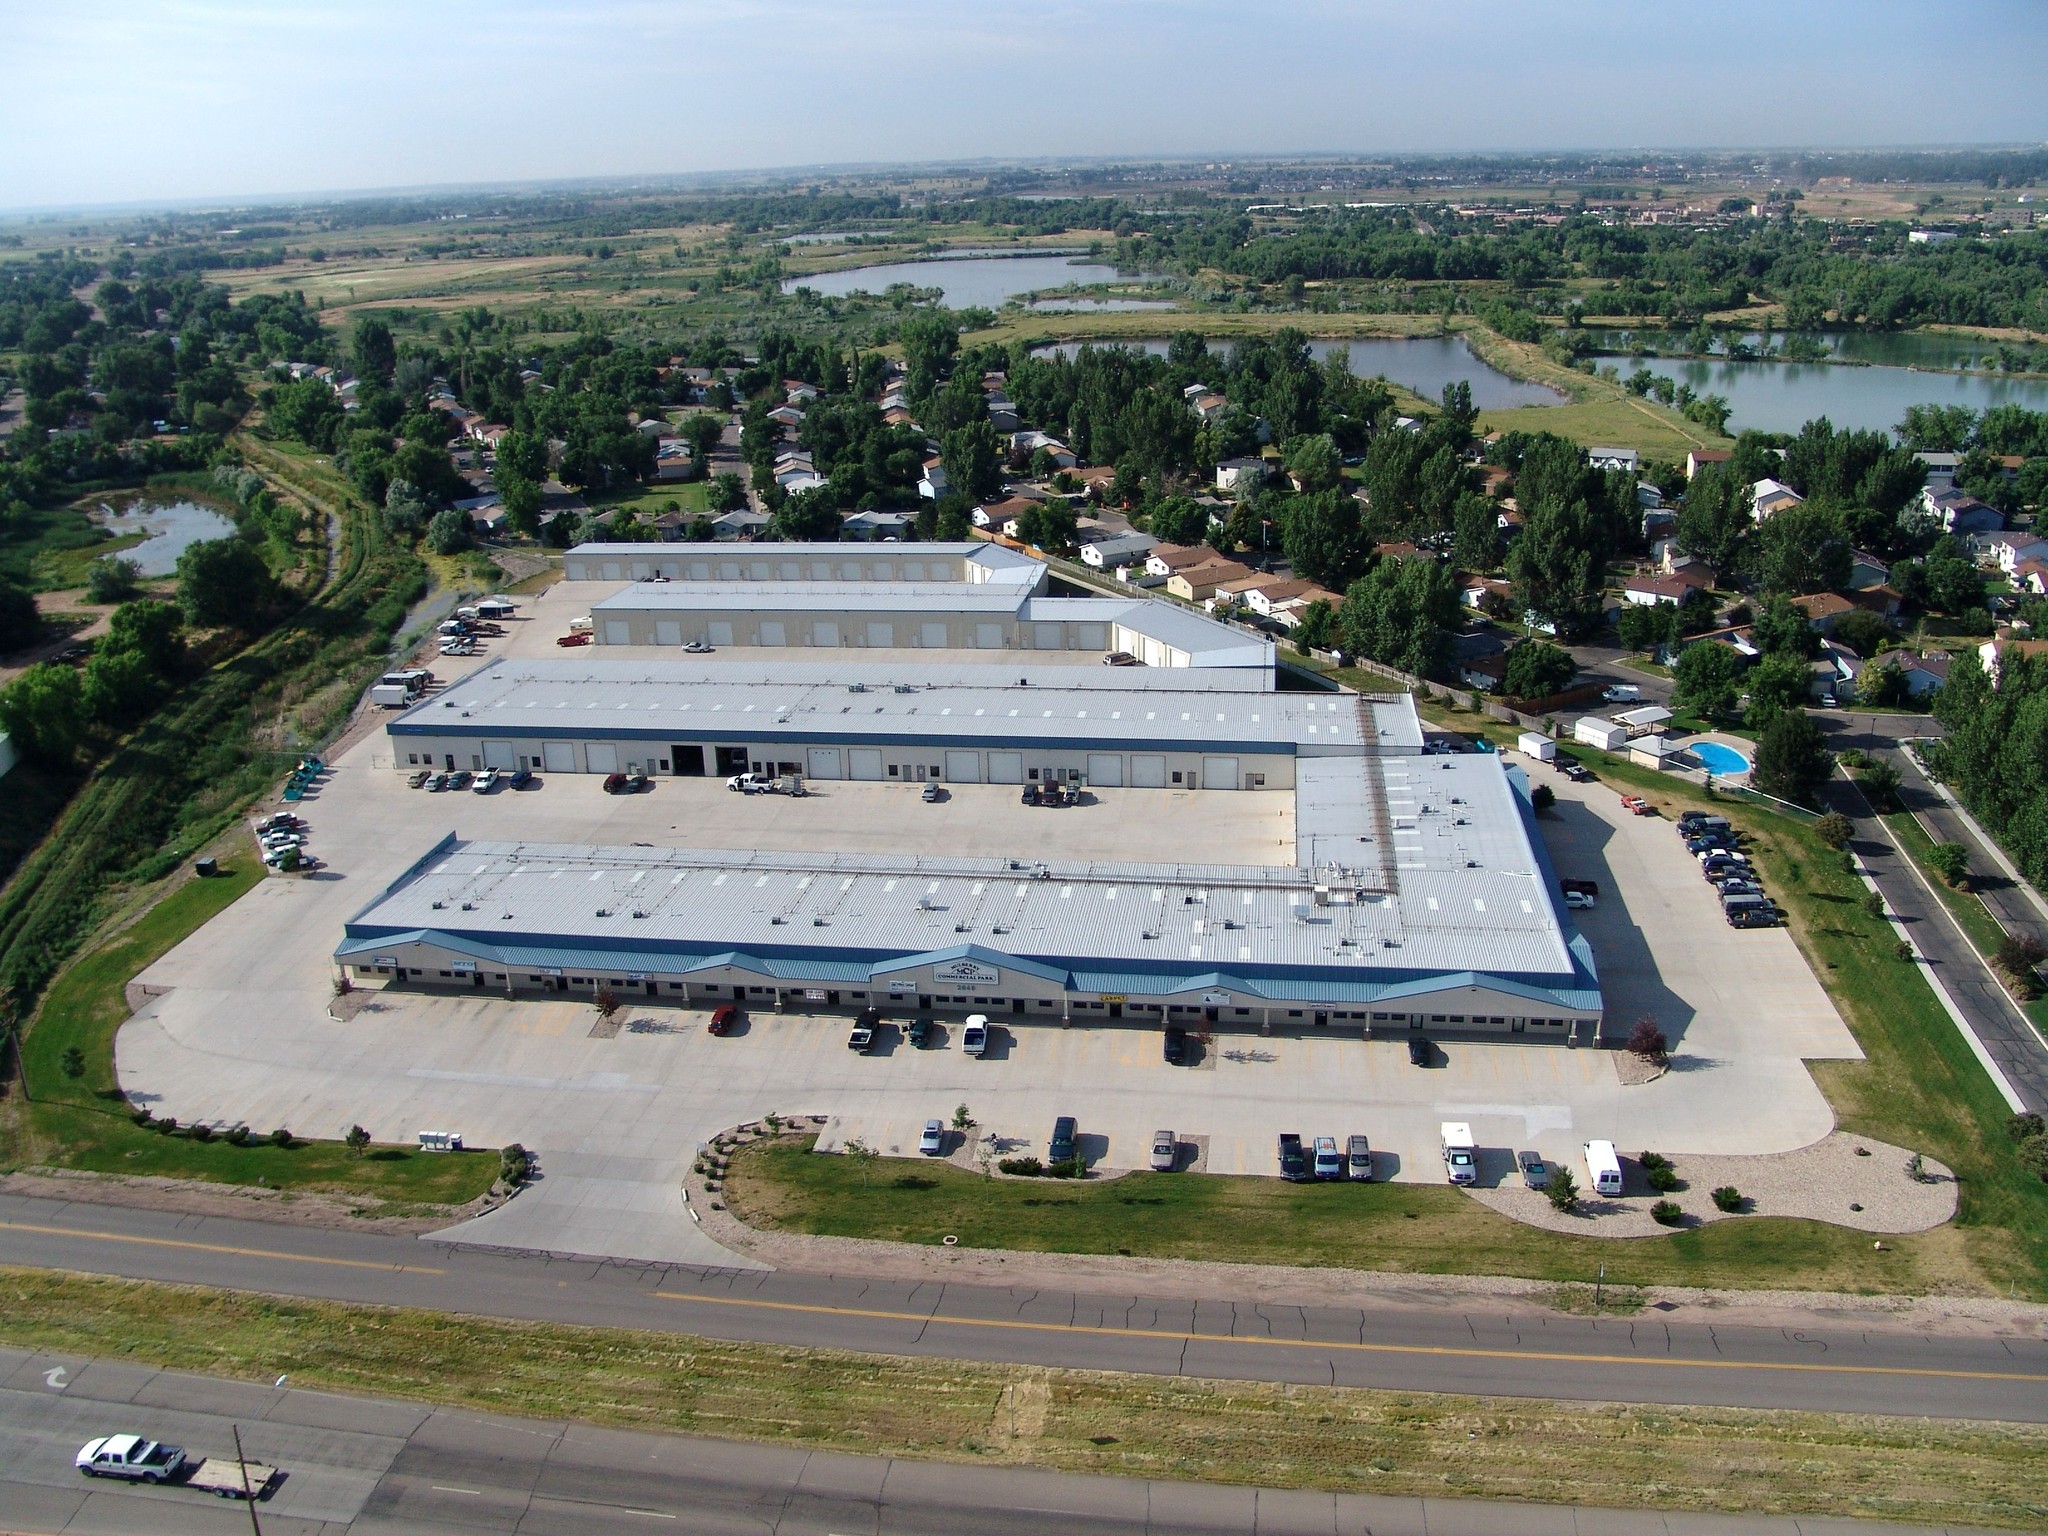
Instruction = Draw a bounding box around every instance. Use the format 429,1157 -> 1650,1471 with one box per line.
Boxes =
1692,742 -> 1753,776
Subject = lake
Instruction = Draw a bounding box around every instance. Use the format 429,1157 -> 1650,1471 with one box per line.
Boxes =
1626,354 -> 2048,436
1603,327 -> 2038,371
784,253 -> 1164,309
1033,335 -> 1565,411
93,498 -> 237,576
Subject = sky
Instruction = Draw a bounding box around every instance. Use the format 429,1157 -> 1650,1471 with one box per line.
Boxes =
1,0 -> 2043,212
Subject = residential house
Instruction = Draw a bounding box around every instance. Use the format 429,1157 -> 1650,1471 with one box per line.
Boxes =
1478,465 -> 1513,498
843,509 -> 912,541
2014,557 -> 2048,596
1010,431 -> 1076,469
1215,456 -> 1269,493
1459,653 -> 1508,690
653,440 -> 694,482
985,397 -> 1021,434
1266,589 -> 1344,630
1916,452 -> 1962,494
1813,639 -> 1864,701
1235,577 -> 1326,618
918,458 -> 950,500
1588,447 -> 1640,473
881,407 -> 920,430
1790,592 -> 1858,633
1863,650 -> 1951,698
1372,540 -> 1429,562
1073,465 -> 1118,498
634,417 -> 670,439
1979,636 -> 2048,686
1918,487 -> 2004,535
1181,383 -> 1209,401
1685,448 -> 1732,479
784,380 -> 819,405
711,508 -> 773,540
651,511 -> 693,542
1166,556 -> 1255,602
1078,530 -> 1158,569
1461,575 -> 1513,611
1848,550 -> 1891,590
977,494 -> 1039,532
1751,478 -> 1804,520
765,404 -> 806,430
1636,481 -> 1665,511
1191,393 -> 1230,424
1622,569 -> 1712,607
1848,585 -> 1905,620
1145,543 -> 1224,579
1986,532 -> 2048,574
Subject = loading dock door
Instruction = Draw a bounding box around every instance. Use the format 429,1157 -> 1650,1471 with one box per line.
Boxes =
1201,756 -> 1240,789
812,621 -> 839,647
806,747 -> 844,779
986,751 -> 1024,784
601,562 -> 623,580
1086,753 -> 1124,787
671,744 -> 706,775
920,621 -> 949,648
541,741 -> 577,773
482,740 -> 518,770
603,621 -> 631,646
585,743 -> 620,775
1130,755 -> 1167,788
759,621 -> 787,646
848,748 -> 884,780
866,621 -> 894,647
655,621 -> 682,646
944,750 -> 982,783
975,622 -> 1004,649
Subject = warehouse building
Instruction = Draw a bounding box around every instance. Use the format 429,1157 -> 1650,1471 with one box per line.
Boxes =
355,678 -> 1601,1040
561,541 -> 1043,589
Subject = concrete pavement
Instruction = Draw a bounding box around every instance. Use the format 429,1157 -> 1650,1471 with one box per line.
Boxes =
0,1195 -> 2043,1424
0,1345 -> 2027,1536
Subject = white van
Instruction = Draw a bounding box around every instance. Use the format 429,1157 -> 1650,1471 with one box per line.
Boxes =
1583,1139 -> 1624,1197
962,1015 -> 989,1056
1440,1122 -> 1477,1185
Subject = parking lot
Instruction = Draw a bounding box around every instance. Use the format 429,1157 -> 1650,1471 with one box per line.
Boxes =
116,670 -> 1862,1266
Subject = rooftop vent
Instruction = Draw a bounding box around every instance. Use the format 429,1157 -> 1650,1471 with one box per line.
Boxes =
460,902 -> 476,911
1142,929 -> 1160,940
595,907 -> 611,917
430,900 -> 445,909
632,909 -> 648,919
894,684 -> 916,694
771,916 -> 787,925
814,917 -> 829,927
848,683 -> 867,693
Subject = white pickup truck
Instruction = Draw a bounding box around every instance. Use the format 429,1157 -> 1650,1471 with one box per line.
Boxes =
76,1435 -> 278,1500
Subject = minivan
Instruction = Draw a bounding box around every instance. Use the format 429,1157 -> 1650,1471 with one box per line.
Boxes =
1313,1136 -> 1344,1180
1346,1134 -> 1374,1181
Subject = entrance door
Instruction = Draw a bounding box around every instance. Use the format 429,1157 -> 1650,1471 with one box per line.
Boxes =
542,741 -> 576,773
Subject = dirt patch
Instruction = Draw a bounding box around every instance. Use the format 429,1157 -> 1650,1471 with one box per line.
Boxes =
0,1167 -> 507,1234
1613,1050 -> 1666,1086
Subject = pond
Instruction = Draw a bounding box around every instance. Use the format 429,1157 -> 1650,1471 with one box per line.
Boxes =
92,498 -> 237,577
784,252 -> 1165,310
1032,335 -> 1564,411
1604,327 -> 2039,372
1624,354 -> 2048,436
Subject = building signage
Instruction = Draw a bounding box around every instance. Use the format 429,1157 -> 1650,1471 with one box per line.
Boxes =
627,973 -> 647,983
887,978 -> 918,992
1099,995 -> 1127,1005
540,967 -> 564,978
934,959 -> 1000,987
373,956 -> 398,968
451,960 -> 477,973
804,988 -> 829,1002
1201,990 -> 1231,1005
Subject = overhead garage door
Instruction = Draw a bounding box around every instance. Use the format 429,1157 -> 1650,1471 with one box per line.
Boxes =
601,562 -> 623,580
1130,755 -> 1167,788
812,621 -> 839,647
1033,623 -> 1063,649
603,621 -> 631,646
1086,754 -> 1123,787
987,751 -> 1024,784
760,621 -> 787,646
975,622 -> 1004,649
1201,756 -> 1240,790
542,741 -> 577,773
482,740 -> 518,770
848,748 -> 884,780
1076,623 -> 1107,650
943,750 -> 982,783
707,622 -> 734,646
655,621 -> 682,646
806,747 -> 843,779
586,743 -> 620,775
920,621 -> 948,648
866,621 -> 894,647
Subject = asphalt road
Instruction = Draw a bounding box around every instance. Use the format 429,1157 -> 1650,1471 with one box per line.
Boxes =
0,1350 -> 2025,1536
1818,760 -> 2048,1113
0,1195 -> 2043,1426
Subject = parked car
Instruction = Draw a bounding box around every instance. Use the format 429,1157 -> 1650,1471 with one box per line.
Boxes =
727,772 -> 771,793
1564,890 -> 1596,910
1277,1132 -> 1308,1181
445,770 -> 472,791
625,769 -> 650,793
1102,651 -> 1140,667
407,770 -> 430,788
1020,784 -> 1041,806
907,1015 -> 933,1048
921,781 -> 944,802
706,1003 -> 738,1036
1162,1025 -> 1187,1065
510,767 -> 534,789
847,1022 -> 875,1053
472,768 -> 500,794
556,632 -> 593,648
1150,1129 -> 1177,1172
1408,1036 -> 1433,1067
962,1017 -> 989,1056
603,772 -> 630,794
682,640 -> 714,654
1346,1134 -> 1374,1180
425,772 -> 449,792
1517,1150 -> 1551,1190
918,1120 -> 945,1156
1312,1135 -> 1344,1180
1602,684 -> 1641,703
1048,1116 -> 1077,1164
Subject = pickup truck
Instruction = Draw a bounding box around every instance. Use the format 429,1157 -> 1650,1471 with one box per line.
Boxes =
76,1435 -> 277,1500
1277,1132 -> 1309,1181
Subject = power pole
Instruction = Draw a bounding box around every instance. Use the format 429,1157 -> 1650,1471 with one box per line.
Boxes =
231,1423 -> 263,1536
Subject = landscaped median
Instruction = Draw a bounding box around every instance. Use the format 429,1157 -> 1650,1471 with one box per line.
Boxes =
1,1266 -> 2043,1530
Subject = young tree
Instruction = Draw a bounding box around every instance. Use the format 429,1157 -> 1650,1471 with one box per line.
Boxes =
1627,1017 -> 1670,1064
60,1046 -> 85,1081
1753,709 -> 1834,805
1617,600 -> 1678,656
1545,1164 -> 1579,1212
1500,640 -> 1576,700
1750,594 -> 1820,660
1813,811 -> 1854,849
497,470 -> 543,537
1828,606 -> 1894,660
1292,598 -> 1335,654
0,580 -> 39,653
425,507 -> 470,555
680,412 -> 723,467
710,472 -> 749,513
1927,842 -> 1970,887
176,537 -> 276,629
85,555 -> 143,605
1017,499 -> 1077,554
344,1124 -> 371,1158
1146,495 -> 1212,549
1283,433 -> 1342,494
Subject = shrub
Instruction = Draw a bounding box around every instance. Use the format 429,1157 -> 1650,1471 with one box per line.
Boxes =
129,1108 -> 154,1127
1711,1185 -> 1744,1212
1996,934 -> 2046,981
1545,1164 -> 1579,1211
2009,1112 -> 2047,1143
1813,811 -> 1853,849
187,1121 -> 214,1143
2019,1135 -> 2048,1183
1045,1156 -> 1086,1179
1862,891 -> 1887,920
269,1127 -> 293,1148
1626,1018 -> 1669,1064
997,1156 -> 1044,1177
154,1116 -> 178,1135
223,1123 -> 250,1146
1645,1163 -> 1680,1192
1637,1149 -> 1671,1172
1650,1199 -> 1683,1226
1926,842 -> 1970,888
499,1142 -> 531,1186
1531,783 -> 1556,810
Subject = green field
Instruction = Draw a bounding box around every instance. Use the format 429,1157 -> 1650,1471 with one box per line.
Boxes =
2,1267 -> 2041,1530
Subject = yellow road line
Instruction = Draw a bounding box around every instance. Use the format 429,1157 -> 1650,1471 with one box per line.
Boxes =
0,1221 -> 445,1275
655,1290 -> 2048,1385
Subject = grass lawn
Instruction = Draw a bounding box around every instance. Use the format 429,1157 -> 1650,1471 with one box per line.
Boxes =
0,502 -> 134,591
7,858 -> 495,1204
587,479 -> 713,519
1478,396 -> 1725,460
3,1269 -> 2041,1530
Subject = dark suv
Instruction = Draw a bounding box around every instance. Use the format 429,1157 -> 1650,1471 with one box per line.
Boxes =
1162,1025 -> 1188,1065
1049,1116 -> 1077,1164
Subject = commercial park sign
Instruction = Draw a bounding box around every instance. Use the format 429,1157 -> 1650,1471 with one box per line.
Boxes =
932,958 -> 1000,987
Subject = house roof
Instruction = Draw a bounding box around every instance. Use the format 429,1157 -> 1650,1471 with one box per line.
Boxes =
1792,592 -> 1857,620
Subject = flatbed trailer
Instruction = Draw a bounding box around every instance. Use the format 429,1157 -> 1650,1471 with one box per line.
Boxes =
186,1456 -> 278,1499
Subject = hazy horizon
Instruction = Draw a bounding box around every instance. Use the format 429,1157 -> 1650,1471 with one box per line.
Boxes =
2,0 -> 2043,214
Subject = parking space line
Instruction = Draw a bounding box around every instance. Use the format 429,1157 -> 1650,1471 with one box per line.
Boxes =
652,1289 -> 2048,1384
